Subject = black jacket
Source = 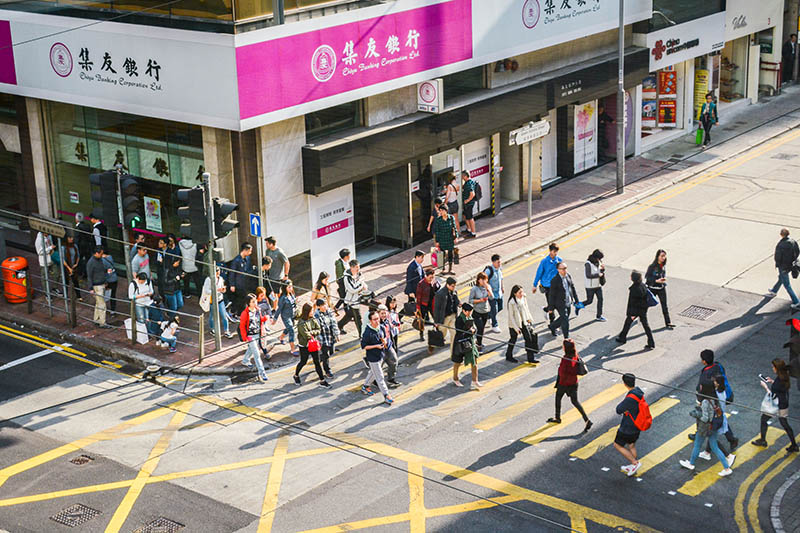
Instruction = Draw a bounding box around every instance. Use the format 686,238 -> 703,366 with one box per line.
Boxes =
75,220 -> 94,259
546,273 -> 579,312
616,387 -> 644,434
774,237 -> 800,271
433,285 -> 460,324
645,263 -> 666,290
85,256 -> 108,287
229,254 -> 251,292
626,281 -> 649,317
784,40 -> 797,62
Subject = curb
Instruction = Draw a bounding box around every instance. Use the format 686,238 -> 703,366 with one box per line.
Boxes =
771,467 -> 800,533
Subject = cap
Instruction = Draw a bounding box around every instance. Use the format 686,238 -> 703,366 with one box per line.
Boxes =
461,303 -> 473,311
377,304 -> 388,311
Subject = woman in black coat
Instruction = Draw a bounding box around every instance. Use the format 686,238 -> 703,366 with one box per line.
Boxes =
645,249 -> 675,329
615,270 -> 655,350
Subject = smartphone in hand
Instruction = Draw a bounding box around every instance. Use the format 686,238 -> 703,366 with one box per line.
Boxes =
759,374 -> 770,384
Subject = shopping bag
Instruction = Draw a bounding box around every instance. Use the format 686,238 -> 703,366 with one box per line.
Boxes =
695,128 -> 704,145
646,289 -> 659,307
431,247 -> 439,268
124,318 -> 149,344
760,392 -> 779,416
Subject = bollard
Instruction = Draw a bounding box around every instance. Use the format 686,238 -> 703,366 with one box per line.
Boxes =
26,279 -> 33,315
130,298 -> 137,346
68,277 -> 77,328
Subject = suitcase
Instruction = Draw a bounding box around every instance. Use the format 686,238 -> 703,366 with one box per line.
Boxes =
428,329 -> 445,347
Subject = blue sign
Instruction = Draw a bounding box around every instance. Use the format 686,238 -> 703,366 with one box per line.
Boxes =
249,213 -> 261,237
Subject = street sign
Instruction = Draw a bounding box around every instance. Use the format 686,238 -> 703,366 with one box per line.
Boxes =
249,213 -> 262,237
509,120 -> 551,146
29,216 -> 66,239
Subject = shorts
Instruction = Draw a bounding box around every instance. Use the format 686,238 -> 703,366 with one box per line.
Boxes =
450,349 -> 465,364
463,201 -> 475,220
614,430 -> 640,446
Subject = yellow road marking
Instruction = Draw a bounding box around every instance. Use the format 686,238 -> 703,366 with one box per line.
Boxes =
101,360 -> 123,368
635,421 -> 695,477
678,427 -> 783,496
392,351 -> 498,404
569,514 -> 587,532
734,445 -> 786,533
104,401 -> 193,533
570,397 -> 680,460
195,394 -> 301,426
432,363 -> 536,418
257,433 -> 290,533
408,462 -> 426,533
520,383 -> 627,446
474,381 -> 554,431
0,324 -> 86,357
747,450 -> 798,533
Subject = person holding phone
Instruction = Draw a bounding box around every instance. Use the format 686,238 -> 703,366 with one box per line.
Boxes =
752,359 -> 798,453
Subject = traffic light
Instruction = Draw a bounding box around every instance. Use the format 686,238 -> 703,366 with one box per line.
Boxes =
176,186 -> 209,244
89,171 -> 119,227
120,175 -> 144,229
212,198 -> 239,240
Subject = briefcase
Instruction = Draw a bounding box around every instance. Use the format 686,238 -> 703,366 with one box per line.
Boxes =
402,301 -> 417,316
428,329 -> 445,347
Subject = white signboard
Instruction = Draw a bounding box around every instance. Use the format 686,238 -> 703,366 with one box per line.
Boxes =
647,12 -> 725,72
417,78 -> 443,113
308,185 -> 355,284
0,12 -> 239,130
463,137 -> 491,214
574,101 -> 597,174
510,120 -> 551,145
725,0 -> 781,42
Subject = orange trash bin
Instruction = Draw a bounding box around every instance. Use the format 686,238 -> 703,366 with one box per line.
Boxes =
2,256 -> 28,303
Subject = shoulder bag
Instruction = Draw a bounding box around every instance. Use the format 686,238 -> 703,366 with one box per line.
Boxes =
761,392 -> 780,416
576,357 -> 588,376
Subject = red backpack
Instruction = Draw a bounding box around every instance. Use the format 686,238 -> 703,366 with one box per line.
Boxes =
625,393 -> 653,431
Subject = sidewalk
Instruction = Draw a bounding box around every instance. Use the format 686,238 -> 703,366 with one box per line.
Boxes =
2,85 -> 800,374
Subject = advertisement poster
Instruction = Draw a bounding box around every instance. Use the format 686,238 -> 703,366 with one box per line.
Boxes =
463,137 -> 491,213
658,100 -> 677,127
144,196 -> 162,233
694,69 -> 710,120
573,101 -> 597,174
642,99 -> 657,128
658,70 -> 677,97
642,75 -> 657,99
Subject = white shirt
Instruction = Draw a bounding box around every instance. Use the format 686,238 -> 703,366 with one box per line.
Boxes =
129,280 -> 153,307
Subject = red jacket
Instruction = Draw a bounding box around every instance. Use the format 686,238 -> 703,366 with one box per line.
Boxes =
416,278 -> 440,311
239,307 -> 266,342
558,355 -> 580,387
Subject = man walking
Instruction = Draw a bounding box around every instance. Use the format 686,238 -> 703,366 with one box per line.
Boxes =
546,262 -> 580,338
484,254 -> 504,333
461,170 -> 477,238
615,271 -> 655,350
433,276 -> 460,353
766,228 -> 800,310
415,269 -> 440,341
379,305 -> 400,388
783,34 -> 797,84
229,243 -> 253,315
405,250 -> 425,302
532,243 -> 563,318
614,373 -> 644,477
86,246 -> 110,328
338,260 -> 369,334
264,236 -> 290,285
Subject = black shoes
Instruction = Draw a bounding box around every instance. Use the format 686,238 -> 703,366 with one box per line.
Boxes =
665,323 -> 676,330
506,356 -> 518,363
751,438 -> 768,447
584,420 -> 593,432
688,433 -> 696,441
644,345 -> 655,351
615,337 -> 626,344
730,438 -> 739,451
387,378 -> 401,388
293,375 -> 301,385
787,444 -> 799,453
546,417 -> 561,424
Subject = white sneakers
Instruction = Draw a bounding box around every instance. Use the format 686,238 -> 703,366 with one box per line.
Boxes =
620,462 -> 641,477
727,454 -> 736,467
765,289 -> 777,298
680,456 -> 735,476
490,326 -> 502,333
452,380 -> 464,387
698,451 -> 712,461
679,460 -> 695,471
719,468 -> 733,477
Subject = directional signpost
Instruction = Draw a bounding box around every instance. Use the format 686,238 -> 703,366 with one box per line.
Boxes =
249,213 -> 262,238
250,213 -> 264,290
509,120 -> 551,236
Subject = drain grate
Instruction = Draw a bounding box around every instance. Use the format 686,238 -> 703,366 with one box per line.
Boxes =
644,214 -> 675,224
132,517 -> 185,533
679,305 -> 717,321
50,504 -> 101,527
772,153 -> 796,160
69,454 -> 94,465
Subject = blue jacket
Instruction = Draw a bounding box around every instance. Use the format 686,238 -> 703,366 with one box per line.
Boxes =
533,255 -> 562,288
276,294 -> 296,324
360,324 -> 385,363
616,387 -> 644,434
405,259 -> 424,296
484,265 -> 502,299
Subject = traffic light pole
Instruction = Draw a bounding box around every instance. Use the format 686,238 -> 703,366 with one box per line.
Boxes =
203,172 -> 222,352
114,164 -> 134,280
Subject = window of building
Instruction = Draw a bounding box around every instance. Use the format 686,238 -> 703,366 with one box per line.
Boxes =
305,101 -> 363,142
442,66 -> 485,102
650,0 -> 724,32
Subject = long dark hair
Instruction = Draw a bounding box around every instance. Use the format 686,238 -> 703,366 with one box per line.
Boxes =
651,249 -> 667,267
280,279 -> 293,298
774,359 -> 791,387
314,271 -> 329,291
508,284 -> 523,303
563,338 -> 577,359
299,302 -> 314,321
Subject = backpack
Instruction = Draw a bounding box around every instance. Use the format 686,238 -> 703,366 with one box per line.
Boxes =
625,393 -> 653,431
716,363 -> 734,404
711,400 -> 724,431
474,181 -> 483,201
484,265 -> 494,281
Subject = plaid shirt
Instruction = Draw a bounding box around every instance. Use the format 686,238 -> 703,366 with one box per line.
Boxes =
432,214 -> 458,251
314,308 -> 340,347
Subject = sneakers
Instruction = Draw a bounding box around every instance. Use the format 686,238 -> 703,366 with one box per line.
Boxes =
698,451 -> 712,461
319,380 -> 331,389
718,468 -> 733,477
361,384 -> 374,395
751,438 -> 768,447
644,345 -> 655,351
384,395 -> 394,405
168,347 -> 177,353
765,289 -> 777,298
470,382 -> 481,391
615,337 -> 626,344
242,361 -> 254,369
452,380 -> 464,387
491,326 -> 502,333
257,374 -> 268,383
387,378 -> 401,388
597,316 -> 607,322
293,375 -> 301,385
224,331 -> 235,339
730,438 -> 739,451
679,460 -> 695,471
727,454 -> 736,467
627,461 -> 641,477
325,372 -> 335,379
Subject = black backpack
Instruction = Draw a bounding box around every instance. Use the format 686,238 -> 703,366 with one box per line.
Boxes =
474,182 -> 483,201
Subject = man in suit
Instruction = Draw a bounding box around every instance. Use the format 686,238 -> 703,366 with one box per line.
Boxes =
404,250 -> 425,302
783,34 -> 797,84
546,262 -> 580,338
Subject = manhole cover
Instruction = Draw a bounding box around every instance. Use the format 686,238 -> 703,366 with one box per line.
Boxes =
644,214 -> 675,224
132,517 -> 185,533
69,454 -> 94,465
50,504 -> 101,527
679,305 -> 717,321
772,153 -> 796,160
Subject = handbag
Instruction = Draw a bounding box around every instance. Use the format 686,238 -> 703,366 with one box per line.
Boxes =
428,329 -> 445,347
646,289 -> 659,307
307,336 -> 320,352
453,247 -> 460,265
599,274 -> 606,286
576,357 -> 588,376
412,312 -> 425,332
455,338 -> 472,355
403,301 -> 417,316
761,391 -> 780,416
695,127 -> 704,145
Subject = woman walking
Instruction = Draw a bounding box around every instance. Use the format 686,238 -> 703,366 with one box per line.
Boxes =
444,173 -> 460,215
582,249 -> 606,321
311,271 -> 334,310
256,286 -> 274,358
680,382 -> 734,476
547,339 -> 592,431
646,249 -> 675,329
293,302 -> 330,388
699,93 -> 719,148
452,303 -> 481,390
505,285 -> 538,363
432,204 -> 458,275
616,271 -> 656,350
469,272 -> 494,352
752,359 -> 798,453
273,280 -> 298,356
239,294 -> 268,382
384,296 -> 401,350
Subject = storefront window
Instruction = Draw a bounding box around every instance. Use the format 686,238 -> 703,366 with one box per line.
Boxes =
721,39 -> 748,102
641,63 -> 685,143
305,101 -> 363,142
0,94 -> 23,212
46,102 -> 204,261
650,0 -> 724,32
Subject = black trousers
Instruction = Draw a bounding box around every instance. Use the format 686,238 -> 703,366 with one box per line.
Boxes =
337,305 -> 362,333
418,305 -> 432,339
701,117 -> 714,145
295,346 -> 324,381
106,281 -> 118,312
618,312 -> 655,347
583,287 -> 603,317
555,384 -> 588,421
650,287 -> 671,325
474,311 -> 489,347
182,270 -> 201,296
760,414 -> 797,446
549,306 -> 570,338
506,327 -> 538,361
439,248 -> 454,272
319,344 -> 333,374
335,283 -> 345,310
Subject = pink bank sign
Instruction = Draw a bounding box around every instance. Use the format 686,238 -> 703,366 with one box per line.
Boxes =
236,0 -> 472,120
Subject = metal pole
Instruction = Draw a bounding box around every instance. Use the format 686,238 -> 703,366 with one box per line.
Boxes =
40,240 -> 52,317
114,164 -> 134,281
203,172 -> 222,352
616,0 -> 625,194
275,0 -> 285,24
68,276 -> 77,328
256,235 -> 264,290
526,140 -> 533,236
57,237 -> 69,317
130,298 -> 137,346
198,313 -> 205,363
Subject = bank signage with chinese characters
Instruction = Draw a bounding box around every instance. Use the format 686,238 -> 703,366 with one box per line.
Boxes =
647,12 -> 725,71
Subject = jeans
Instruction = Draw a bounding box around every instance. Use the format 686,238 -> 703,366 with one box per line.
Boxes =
488,298 -> 503,328
473,311 -> 489,347
159,335 -> 177,349
583,287 -> 603,317
690,433 -> 729,468
364,360 -> 389,396
281,317 -> 296,343
295,346 -> 324,381
208,300 -> 229,333
772,270 -> 800,305
134,303 -> 149,324
506,327 -> 538,361
243,339 -> 267,380
165,290 -> 184,318
617,313 -> 655,347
